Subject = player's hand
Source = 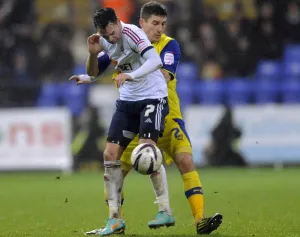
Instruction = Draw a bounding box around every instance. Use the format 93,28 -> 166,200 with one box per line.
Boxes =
87,34 -> 103,55
69,74 -> 94,85
113,73 -> 132,88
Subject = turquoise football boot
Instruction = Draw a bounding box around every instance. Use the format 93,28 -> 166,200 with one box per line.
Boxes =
148,211 -> 175,229
85,228 -> 103,235
92,218 -> 125,236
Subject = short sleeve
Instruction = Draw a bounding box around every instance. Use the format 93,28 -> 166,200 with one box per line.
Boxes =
160,40 -> 181,79
123,26 -> 154,57
97,51 -> 111,76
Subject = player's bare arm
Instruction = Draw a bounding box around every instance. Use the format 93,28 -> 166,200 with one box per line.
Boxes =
86,34 -> 103,77
70,34 -> 112,85
160,69 -> 171,83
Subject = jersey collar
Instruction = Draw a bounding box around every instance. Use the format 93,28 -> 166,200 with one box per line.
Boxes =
120,21 -> 125,31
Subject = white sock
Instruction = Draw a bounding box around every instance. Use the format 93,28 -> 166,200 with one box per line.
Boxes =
104,161 -> 123,218
150,165 -> 172,215
116,162 -> 124,209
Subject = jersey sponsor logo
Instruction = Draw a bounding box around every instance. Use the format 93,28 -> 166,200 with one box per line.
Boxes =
164,52 -> 174,65
118,63 -> 133,71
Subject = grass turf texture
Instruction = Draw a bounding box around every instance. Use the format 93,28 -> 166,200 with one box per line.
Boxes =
1,168 -> 299,237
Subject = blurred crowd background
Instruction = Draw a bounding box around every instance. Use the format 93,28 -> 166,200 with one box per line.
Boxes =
2,0 -> 300,110
1,0 -> 300,169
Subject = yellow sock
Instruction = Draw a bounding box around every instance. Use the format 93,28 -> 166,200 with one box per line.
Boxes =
182,171 -> 204,222
104,188 -> 124,218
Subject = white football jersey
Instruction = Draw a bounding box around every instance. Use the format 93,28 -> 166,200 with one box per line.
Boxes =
100,22 -> 167,101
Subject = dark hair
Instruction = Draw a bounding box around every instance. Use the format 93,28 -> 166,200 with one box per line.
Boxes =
140,1 -> 167,20
94,8 -> 118,29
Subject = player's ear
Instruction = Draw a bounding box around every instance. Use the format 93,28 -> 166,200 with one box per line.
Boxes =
139,18 -> 144,28
116,18 -> 121,26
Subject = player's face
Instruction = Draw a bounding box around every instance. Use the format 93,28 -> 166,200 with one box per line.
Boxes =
140,15 -> 167,43
98,21 -> 122,44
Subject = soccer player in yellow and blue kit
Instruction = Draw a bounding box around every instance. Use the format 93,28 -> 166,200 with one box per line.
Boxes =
111,1 -> 222,235
77,1 -> 223,235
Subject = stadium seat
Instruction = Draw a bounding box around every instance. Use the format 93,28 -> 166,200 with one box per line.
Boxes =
194,80 -> 224,105
281,80 -> 300,103
284,44 -> 300,62
73,64 -> 86,75
225,78 -> 252,105
37,82 -> 60,107
176,62 -> 198,82
176,82 -> 194,110
256,60 -> 281,80
60,82 -> 89,117
253,80 -> 279,104
282,62 -> 300,78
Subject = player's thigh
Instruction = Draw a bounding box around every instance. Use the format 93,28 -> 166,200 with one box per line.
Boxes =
159,117 -> 192,164
104,142 -> 125,161
139,97 -> 169,143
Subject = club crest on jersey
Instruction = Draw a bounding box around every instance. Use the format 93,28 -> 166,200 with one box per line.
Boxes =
164,52 -> 174,65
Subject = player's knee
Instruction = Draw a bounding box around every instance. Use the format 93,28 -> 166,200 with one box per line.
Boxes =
104,143 -> 124,161
174,152 -> 195,174
103,148 -> 118,161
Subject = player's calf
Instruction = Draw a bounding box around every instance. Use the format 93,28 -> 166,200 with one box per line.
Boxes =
175,153 -> 204,222
174,152 -> 196,175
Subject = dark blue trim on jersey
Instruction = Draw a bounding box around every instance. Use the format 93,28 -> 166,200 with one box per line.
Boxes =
141,46 -> 154,57
173,118 -> 191,144
160,39 -> 181,76
97,51 -> 111,76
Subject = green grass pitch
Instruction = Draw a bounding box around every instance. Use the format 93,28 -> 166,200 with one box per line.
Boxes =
1,168 -> 299,237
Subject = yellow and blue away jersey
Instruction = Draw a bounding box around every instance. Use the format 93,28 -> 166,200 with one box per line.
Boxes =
153,34 -> 182,119
96,34 -> 182,118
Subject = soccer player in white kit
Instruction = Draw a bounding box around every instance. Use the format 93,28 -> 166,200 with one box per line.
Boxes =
70,8 -> 169,236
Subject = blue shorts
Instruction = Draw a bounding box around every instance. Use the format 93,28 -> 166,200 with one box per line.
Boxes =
107,97 -> 169,148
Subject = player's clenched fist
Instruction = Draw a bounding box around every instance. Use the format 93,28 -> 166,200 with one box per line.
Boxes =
69,74 -> 96,85
113,73 -> 132,88
87,34 -> 103,55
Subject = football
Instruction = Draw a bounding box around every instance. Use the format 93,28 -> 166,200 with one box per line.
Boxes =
130,143 -> 163,175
